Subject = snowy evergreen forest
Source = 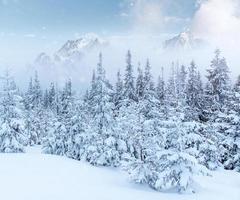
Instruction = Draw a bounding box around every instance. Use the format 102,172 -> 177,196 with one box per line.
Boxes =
1,49 -> 240,193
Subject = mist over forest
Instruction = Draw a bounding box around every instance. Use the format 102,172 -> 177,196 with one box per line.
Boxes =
0,1 -> 240,200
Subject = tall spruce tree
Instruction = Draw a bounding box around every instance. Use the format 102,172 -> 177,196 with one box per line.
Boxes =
123,50 -> 136,104
206,49 -> 231,111
155,67 -> 165,104
84,53 -> 120,166
114,70 -> 124,110
0,70 -> 27,152
186,61 -> 203,121
136,65 -> 144,100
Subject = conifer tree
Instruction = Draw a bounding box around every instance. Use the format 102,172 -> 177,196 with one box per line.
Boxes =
123,50 -> 136,104
114,70 -> 124,110
136,65 -> 144,100
0,70 -> 27,152
155,67 -> 165,104
206,49 -> 231,111
33,71 -> 42,108
84,53 -> 120,166
178,65 -> 187,101
186,61 -> 203,121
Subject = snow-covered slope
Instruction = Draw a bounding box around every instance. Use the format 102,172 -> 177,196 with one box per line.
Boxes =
164,31 -> 205,50
0,146 -> 239,200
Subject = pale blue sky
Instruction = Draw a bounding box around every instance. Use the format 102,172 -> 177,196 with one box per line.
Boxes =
0,0 -> 199,64
0,0 -> 197,34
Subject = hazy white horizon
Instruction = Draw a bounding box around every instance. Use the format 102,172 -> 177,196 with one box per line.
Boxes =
0,0 -> 240,88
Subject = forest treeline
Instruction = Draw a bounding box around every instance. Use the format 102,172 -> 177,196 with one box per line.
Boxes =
0,49 -> 239,193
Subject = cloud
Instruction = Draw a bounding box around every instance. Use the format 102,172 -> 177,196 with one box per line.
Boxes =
120,12 -> 129,17
122,0 -> 195,34
129,0 -> 164,33
24,34 -> 36,38
191,0 -> 240,47
164,16 -> 191,24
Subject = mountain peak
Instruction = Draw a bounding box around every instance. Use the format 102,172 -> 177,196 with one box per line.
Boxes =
34,52 -> 53,66
164,31 -> 204,50
56,33 -> 107,58
34,33 -> 108,68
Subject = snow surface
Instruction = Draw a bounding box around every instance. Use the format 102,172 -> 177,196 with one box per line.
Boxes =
0,146 -> 239,200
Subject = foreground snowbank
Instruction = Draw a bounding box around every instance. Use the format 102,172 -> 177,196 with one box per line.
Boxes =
0,147 -> 239,200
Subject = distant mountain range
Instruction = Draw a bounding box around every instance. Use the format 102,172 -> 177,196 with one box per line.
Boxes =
163,31 -> 205,50
33,31 -> 206,71
34,33 -> 108,68
28,31 -> 210,87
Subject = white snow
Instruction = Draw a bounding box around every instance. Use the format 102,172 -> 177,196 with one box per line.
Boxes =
0,146 -> 239,200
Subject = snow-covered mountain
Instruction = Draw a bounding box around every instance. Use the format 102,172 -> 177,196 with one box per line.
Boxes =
55,33 -> 108,62
34,34 -> 108,68
34,52 -> 53,67
164,31 -> 205,50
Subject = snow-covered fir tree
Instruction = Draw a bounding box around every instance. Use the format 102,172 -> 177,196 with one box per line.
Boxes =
42,79 -> 75,156
186,61 -> 204,121
136,65 -> 144,100
24,72 -> 45,145
83,53 -> 120,166
0,70 -> 27,152
114,70 -> 124,111
123,50 -> 136,104
155,67 -> 165,104
206,49 -> 231,112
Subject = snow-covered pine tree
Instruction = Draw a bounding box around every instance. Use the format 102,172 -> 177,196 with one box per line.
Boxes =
185,61 -> 204,121
42,117 -> 67,155
165,63 -> 186,121
66,101 -> 87,160
48,82 -> 57,111
178,65 -> 187,101
234,75 -> 240,92
122,61 -> 206,193
216,76 -> 240,171
143,59 -> 154,92
86,69 -> 97,116
128,59 -> 163,160
42,79 -> 74,155
43,89 -> 49,109
177,65 -> 189,118
155,67 -> 165,104
24,77 -> 40,145
83,53 -> 120,167
123,50 -> 136,104
115,102 -> 146,161
166,63 -> 177,108
24,72 -> 45,145
59,79 -> 73,119
141,59 -> 159,119
113,70 -> 124,111
0,70 -> 27,152
24,77 -> 34,110
204,50 -> 236,169
123,119 -> 207,193
136,65 -> 144,101
32,71 -> 42,108
206,49 -> 231,112
231,76 -> 240,171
